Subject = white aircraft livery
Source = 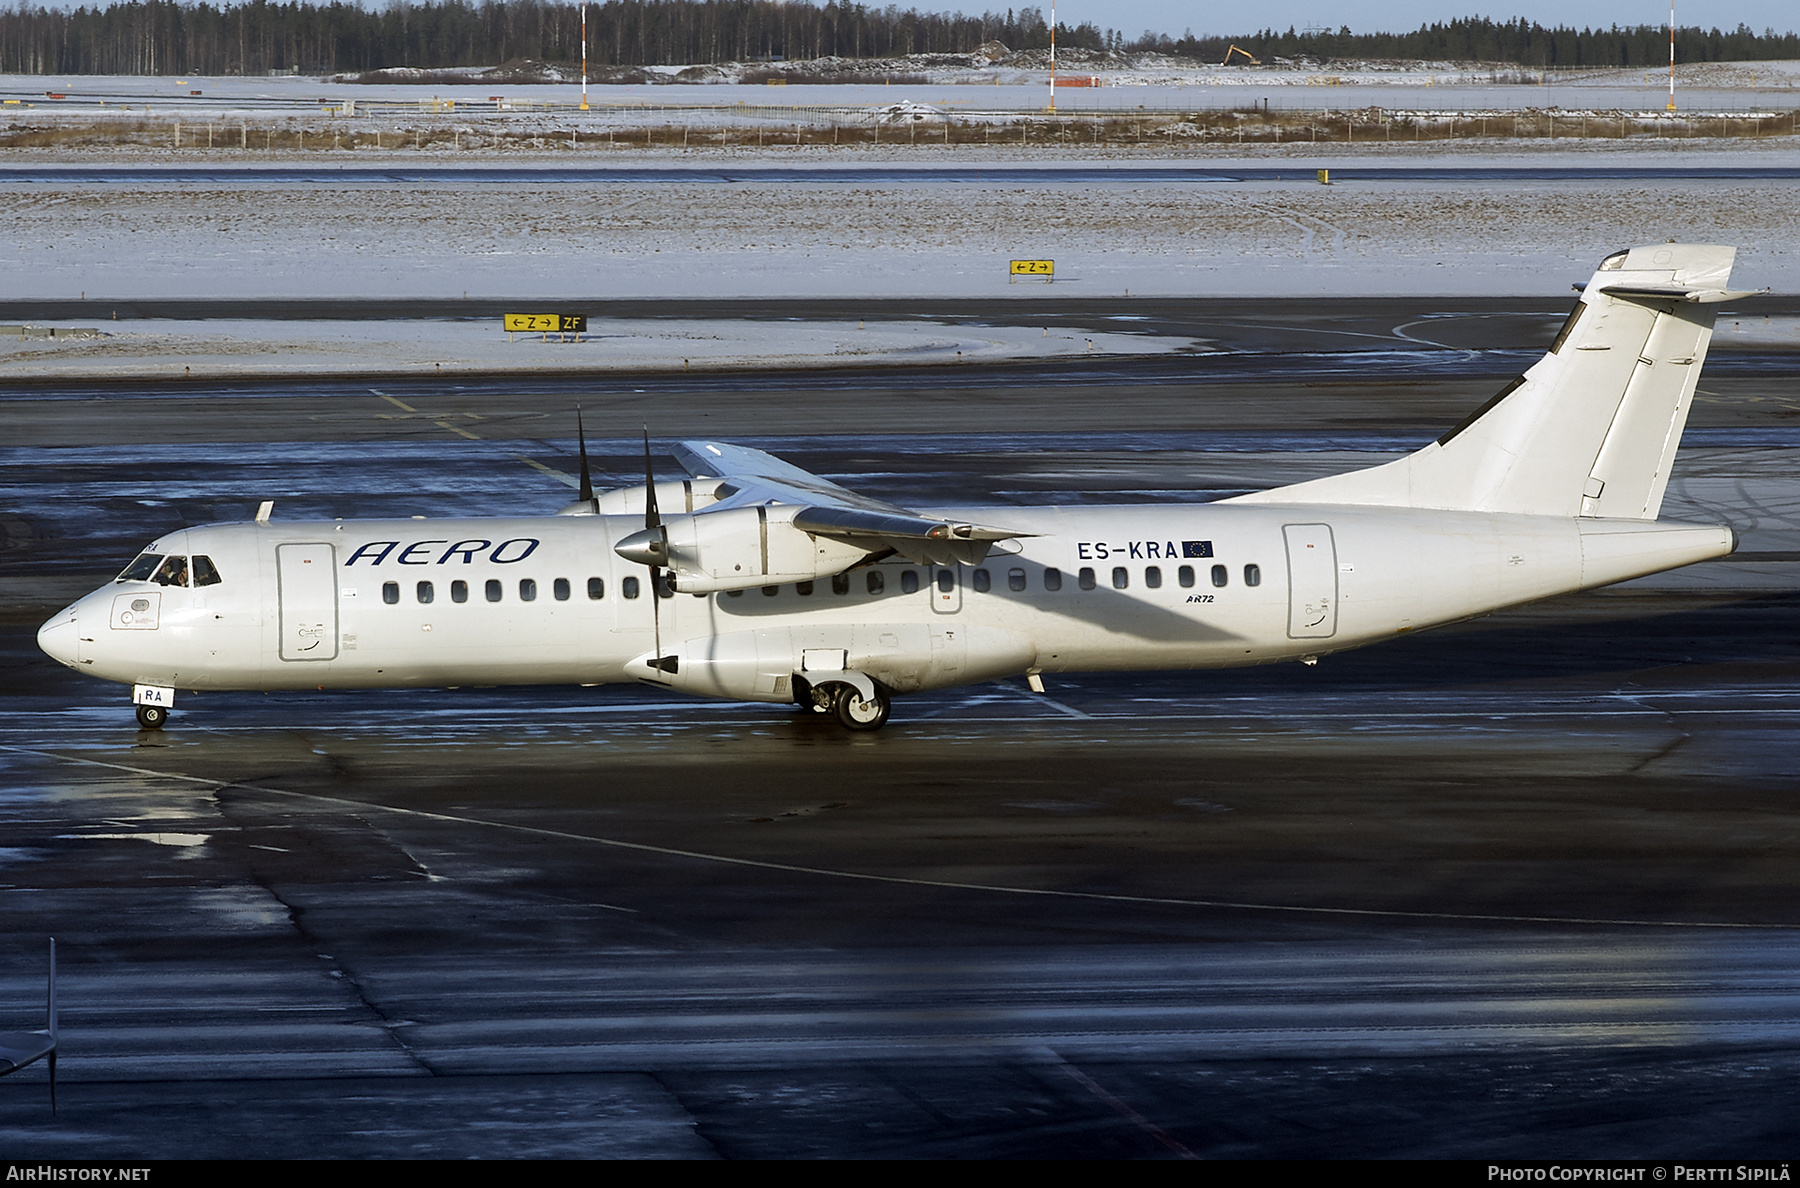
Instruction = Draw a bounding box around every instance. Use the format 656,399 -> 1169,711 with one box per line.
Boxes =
38,245 -> 1755,730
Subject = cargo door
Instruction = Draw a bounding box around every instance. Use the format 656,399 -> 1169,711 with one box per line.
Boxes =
1283,523 -> 1337,639
277,543 -> 339,661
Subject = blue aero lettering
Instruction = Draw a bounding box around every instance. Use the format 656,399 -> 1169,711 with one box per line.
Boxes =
342,538 -> 541,566
1077,540 -> 1212,561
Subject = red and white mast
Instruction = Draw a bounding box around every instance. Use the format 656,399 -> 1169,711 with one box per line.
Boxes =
1667,0 -> 1676,112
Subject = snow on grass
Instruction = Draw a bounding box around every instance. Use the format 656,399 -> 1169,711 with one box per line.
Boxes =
0,317 -> 1187,380
2,154 -> 1796,302
3,62 -> 1797,120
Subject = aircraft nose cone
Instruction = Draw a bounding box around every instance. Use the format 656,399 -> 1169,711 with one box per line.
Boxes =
37,607 -> 80,669
614,527 -> 667,567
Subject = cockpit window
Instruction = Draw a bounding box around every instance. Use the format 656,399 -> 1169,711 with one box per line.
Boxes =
117,552 -> 163,582
151,555 -> 189,587
192,555 -> 222,587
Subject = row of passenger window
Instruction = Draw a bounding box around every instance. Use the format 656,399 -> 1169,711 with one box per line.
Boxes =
728,562 -> 1263,596
1078,563 -> 1261,592
378,563 -> 1264,606
380,576 -> 652,604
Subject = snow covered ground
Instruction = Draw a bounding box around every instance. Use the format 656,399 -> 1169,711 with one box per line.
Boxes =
0,316 -> 1181,380
3,54 -> 1795,380
3,146 -> 1796,305
3,59 -> 1797,117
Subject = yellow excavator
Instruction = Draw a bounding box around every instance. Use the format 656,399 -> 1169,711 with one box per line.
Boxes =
1222,45 -> 1261,66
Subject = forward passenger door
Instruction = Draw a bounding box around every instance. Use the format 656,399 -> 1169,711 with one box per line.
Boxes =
276,543 -> 339,661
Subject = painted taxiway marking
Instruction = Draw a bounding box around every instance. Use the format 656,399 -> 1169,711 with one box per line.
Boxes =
1017,686 -> 1093,719
371,387 -> 481,441
369,387 -> 577,486
514,455 -> 580,487
1042,1049 -> 1200,1160
1035,697 -> 1092,719
370,390 -> 418,414
2,742 -> 1789,933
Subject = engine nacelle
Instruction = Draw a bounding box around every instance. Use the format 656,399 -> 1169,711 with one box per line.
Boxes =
660,505 -> 872,593
560,480 -> 725,517
595,479 -> 723,516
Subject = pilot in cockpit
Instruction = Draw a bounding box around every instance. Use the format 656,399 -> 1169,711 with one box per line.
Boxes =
154,555 -> 188,587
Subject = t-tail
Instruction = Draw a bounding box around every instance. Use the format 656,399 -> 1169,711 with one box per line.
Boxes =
1231,244 -> 1759,521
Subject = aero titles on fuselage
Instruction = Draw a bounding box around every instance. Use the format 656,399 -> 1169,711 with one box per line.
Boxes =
1076,540 -> 1213,561
343,537 -> 1220,569
346,537 -> 1217,568
343,538 -> 541,567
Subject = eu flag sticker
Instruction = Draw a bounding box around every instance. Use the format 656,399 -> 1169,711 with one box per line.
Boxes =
1182,540 -> 1214,558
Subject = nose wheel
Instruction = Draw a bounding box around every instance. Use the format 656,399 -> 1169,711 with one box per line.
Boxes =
135,704 -> 168,730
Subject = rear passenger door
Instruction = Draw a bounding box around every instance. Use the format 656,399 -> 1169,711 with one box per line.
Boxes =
1282,523 -> 1337,639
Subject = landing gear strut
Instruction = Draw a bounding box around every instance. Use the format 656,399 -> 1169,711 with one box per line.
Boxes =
796,676 -> 834,715
135,703 -> 168,730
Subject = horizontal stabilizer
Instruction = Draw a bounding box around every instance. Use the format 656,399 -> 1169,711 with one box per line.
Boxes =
1598,284 -> 1765,305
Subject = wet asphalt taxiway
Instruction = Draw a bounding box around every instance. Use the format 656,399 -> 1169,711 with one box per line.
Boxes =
3,302 -> 1800,1158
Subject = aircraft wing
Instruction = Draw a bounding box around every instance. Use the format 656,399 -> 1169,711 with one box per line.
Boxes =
669,439 -> 1031,566
672,440 -> 914,516
0,1030 -> 53,1074
0,937 -> 55,1103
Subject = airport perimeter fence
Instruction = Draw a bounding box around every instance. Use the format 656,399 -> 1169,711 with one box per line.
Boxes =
2,100 -> 1797,150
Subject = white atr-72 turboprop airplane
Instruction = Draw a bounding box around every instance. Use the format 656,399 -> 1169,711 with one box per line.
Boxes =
39,244 -> 1756,731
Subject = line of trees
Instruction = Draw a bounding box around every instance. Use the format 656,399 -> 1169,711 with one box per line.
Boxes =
0,3 -> 1791,77
1136,18 -> 1800,68
0,1 -> 1108,75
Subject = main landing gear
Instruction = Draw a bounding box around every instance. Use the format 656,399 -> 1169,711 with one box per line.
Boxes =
798,678 -> 893,731
135,703 -> 168,730
831,683 -> 891,731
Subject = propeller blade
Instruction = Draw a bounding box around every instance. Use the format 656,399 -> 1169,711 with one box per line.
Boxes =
642,429 -> 665,673
576,406 -> 594,505
642,427 -> 661,531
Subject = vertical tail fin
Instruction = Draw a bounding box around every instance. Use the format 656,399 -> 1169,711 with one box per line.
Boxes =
1233,245 -> 1755,519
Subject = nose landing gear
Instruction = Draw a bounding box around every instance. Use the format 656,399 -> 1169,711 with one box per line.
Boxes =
135,703 -> 168,730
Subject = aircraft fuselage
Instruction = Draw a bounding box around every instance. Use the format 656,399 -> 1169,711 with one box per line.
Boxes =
38,504 -> 1733,706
